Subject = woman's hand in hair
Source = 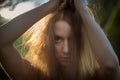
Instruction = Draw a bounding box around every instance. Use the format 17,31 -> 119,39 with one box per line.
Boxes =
49,0 -> 67,8
60,0 -> 67,8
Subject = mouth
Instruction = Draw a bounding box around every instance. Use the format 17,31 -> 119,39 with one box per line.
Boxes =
59,57 -> 70,62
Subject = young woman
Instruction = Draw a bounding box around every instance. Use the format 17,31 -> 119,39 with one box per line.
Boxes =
0,0 -> 119,80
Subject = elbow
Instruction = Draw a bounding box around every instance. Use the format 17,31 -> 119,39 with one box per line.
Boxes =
111,62 -> 119,71
105,63 -> 120,80
111,56 -> 119,69
105,58 -> 119,71
105,51 -> 119,70
109,62 -> 120,80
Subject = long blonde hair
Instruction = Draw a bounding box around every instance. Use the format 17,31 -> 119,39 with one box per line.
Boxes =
22,1 -> 100,80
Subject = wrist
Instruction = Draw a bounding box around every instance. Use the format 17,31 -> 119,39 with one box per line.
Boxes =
74,0 -> 87,11
76,5 -> 88,14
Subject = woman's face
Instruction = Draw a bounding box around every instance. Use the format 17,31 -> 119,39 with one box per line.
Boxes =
54,20 -> 71,67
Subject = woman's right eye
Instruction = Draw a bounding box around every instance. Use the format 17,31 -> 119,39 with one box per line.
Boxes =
55,36 -> 62,43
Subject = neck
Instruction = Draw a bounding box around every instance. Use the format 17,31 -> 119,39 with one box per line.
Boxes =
61,66 -> 75,80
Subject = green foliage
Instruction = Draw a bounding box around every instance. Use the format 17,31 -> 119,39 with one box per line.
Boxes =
0,16 -> 8,26
14,36 -> 27,57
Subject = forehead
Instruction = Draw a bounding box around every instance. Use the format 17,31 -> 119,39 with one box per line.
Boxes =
54,20 -> 71,38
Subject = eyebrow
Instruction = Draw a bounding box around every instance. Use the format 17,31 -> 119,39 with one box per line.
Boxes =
54,35 -> 63,39
54,34 -> 71,40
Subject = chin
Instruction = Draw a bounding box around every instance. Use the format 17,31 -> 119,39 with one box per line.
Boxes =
60,62 -> 70,68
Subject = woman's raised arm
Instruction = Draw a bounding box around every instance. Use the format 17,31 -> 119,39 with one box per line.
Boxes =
74,0 -> 119,70
0,0 -> 60,80
0,0 -> 60,47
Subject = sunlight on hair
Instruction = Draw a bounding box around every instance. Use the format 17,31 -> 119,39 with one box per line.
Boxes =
79,26 -> 100,78
22,13 -> 53,46
22,13 -> 54,76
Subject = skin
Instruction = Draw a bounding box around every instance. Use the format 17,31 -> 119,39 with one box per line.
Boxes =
54,20 -> 71,67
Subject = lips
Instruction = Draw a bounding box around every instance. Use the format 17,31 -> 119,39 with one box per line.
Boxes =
59,57 -> 70,62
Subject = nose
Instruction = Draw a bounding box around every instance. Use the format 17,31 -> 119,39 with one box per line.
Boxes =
63,40 -> 69,54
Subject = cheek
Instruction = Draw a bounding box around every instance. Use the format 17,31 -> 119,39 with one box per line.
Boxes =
55,44 -> 62,53
55,42 -> 64,59
55,44 -> 63,61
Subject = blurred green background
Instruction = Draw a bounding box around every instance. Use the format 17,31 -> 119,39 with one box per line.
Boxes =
0,0 -> 120,79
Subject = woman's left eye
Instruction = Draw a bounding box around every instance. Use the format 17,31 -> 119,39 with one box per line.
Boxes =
55,36 -> 62,43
